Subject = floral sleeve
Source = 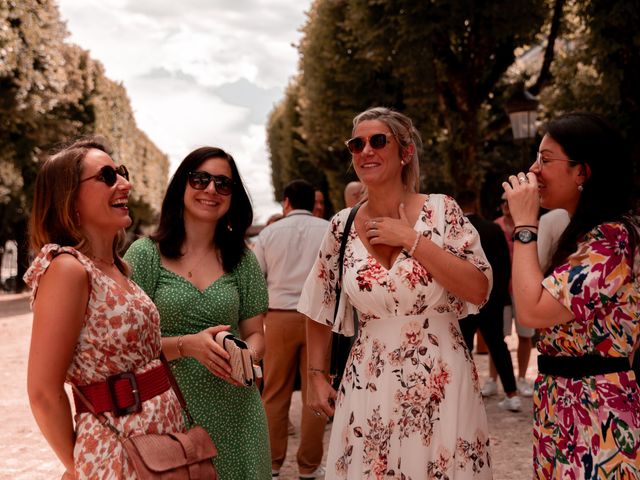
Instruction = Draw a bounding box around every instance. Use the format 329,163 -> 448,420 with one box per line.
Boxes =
542,222 -> 635,325
439,195 -> 492,315
297,209 -> 356,336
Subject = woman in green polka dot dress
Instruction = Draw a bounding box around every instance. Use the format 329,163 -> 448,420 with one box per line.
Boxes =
124,146 -> 271,479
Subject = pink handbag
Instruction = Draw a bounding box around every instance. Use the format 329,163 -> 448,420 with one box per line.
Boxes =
72,354 -> 217,479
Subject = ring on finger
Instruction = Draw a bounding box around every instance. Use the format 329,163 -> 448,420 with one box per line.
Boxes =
517,175 -> 527,184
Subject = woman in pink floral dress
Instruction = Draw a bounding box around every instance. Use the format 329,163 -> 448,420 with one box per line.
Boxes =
25,138 -> 184,479
503,112 -> 640,478
299,107 -> 493,479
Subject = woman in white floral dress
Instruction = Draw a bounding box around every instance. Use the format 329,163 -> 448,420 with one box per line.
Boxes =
299,107 -> 493,479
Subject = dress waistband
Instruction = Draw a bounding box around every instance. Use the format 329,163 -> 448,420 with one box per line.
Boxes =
538,354 -> 631,379
73,363 -> 170,417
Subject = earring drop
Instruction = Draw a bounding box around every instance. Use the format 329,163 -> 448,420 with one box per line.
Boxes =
227,222 -> 233,232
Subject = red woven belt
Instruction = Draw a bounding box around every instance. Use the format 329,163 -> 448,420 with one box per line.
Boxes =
73,363 -> 170,417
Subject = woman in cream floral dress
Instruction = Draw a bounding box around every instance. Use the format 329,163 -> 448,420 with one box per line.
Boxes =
25,138 -> 184,479
299,107 -> 493,479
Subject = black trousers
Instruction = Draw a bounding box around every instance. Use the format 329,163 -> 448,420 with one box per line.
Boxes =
459,302 -> 517,394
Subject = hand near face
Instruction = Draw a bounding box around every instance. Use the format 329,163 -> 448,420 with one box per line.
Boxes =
502,172 -> 540,226
365,203 -> 414,247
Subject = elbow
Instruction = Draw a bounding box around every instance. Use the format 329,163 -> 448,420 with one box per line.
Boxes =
27,382 -> 64,414
469,278 -> 490,306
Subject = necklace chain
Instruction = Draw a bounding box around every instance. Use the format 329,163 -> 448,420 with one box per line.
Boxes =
89,254 -> 115,267
185,248 -> 217,278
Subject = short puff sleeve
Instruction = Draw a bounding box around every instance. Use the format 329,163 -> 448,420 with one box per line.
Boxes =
298,209 -> 356,336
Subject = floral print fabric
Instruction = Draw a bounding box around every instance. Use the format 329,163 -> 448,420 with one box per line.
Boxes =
536,222 -> 640,479
24,244 -> 184,479
298,194 -> 493,479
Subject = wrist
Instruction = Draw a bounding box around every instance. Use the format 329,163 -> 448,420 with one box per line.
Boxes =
308,366 -> 326,376
513,223 -> 538,231
177,335 -> 186,357
407,231 -> 421,256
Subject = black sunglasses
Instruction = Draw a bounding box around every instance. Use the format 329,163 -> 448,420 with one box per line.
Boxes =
80,165 -> 129,187
188,171 -> 234,195
345,133 -> 393,154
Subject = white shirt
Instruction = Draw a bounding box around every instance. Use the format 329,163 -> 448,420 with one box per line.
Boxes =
538,209 -> 570,271
253,209 -> 329,310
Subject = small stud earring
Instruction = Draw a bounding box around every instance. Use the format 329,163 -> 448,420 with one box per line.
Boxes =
400,160 -> 405,166
578,185 -> 584,192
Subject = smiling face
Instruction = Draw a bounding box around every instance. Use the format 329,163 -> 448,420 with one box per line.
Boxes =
529,134 -> 583,214
183,156 -> 232,225
75,148 -> 132,233
351,119 -> 404,189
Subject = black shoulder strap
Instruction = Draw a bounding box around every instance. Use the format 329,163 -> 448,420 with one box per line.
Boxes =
333,203 -> 361,320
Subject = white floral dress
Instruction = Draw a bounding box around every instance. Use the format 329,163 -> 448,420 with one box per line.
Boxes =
24,245 -> 185,479
298,194 -> 493,479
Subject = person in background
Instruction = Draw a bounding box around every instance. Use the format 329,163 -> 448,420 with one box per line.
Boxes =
25,137 -> 184,478
312,190 -> 325,218
124,146 -> 271,479
537,208 -> 570,272
489,191 -> 534,397
299,107 -> 493,478
253,179 -> 329,480
344,180 -> 366,208
504,112 -> 640,478
457,190 -> 521,412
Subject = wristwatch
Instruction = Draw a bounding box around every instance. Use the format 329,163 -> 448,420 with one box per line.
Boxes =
512,229 -> 538,244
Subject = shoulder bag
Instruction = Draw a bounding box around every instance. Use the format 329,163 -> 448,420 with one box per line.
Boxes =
72,354 -> 218,479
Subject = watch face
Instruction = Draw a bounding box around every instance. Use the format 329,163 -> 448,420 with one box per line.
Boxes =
519,230 -> 533,242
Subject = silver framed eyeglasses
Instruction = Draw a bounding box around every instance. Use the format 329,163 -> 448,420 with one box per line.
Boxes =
535,152 -> 578,171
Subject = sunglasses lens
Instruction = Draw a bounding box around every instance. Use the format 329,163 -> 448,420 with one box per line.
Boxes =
347,137 -> 365,154
100,166 -> 117,187
116,165 -> 129,182
188,172 -> 211,190
213,176 -> 233,195
370,134 -> 387,149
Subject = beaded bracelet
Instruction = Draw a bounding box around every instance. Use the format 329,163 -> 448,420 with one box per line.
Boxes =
408,232 -> 421,256
177,335 -> 185,357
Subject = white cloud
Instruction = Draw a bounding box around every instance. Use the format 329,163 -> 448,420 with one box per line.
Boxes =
56,0 -> 309,222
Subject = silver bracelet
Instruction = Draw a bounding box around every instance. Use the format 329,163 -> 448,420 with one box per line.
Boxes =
408,232 -> 421,256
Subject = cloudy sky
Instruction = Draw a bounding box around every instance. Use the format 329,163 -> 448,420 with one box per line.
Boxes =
57,0 -> 313,223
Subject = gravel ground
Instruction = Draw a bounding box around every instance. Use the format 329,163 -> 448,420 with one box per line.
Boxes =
0,293 -> 535,479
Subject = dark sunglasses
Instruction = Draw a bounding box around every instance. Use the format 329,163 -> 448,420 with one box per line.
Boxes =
188,171 -> 234,195
345,133 -> 393,154
80,165 -> 129,187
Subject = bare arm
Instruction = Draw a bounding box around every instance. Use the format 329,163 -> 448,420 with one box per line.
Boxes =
239,313 -> 265,363
305,318 -> 336,417
504,172 -> 573,328
367,203 -> 488,305
27,255 -> 88,474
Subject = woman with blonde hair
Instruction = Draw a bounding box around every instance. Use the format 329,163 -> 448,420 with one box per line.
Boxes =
299,107 -> 493,478
25,137 -> 184,478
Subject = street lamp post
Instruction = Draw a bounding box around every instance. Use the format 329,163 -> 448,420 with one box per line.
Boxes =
505,87 -> 539,168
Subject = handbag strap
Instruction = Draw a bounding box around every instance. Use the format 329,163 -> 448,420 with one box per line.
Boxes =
160,353 -> 196,426
70,383 -> 123,437
332,203 -> 362,320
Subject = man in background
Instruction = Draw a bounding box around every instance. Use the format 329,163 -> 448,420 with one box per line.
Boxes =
253,179 -> 329,480
457,190 -> 522,411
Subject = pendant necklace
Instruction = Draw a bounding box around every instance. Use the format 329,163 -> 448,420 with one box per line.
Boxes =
185,248 -> 214,278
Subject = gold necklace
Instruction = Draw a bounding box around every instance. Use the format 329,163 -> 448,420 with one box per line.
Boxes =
184,248 -> 215,278
90,255 -> 115,267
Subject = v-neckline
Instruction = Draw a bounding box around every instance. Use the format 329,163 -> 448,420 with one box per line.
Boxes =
352,205 -> 423,271
161,265 -> 228,294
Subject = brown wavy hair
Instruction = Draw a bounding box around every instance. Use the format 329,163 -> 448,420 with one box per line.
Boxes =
29,136 -> 129,274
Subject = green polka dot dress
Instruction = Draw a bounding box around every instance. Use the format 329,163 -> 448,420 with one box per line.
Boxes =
124,237 -> 271,479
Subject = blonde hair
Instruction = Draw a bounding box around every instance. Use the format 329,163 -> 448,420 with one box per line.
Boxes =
29,136 -> 129,274
352,107 -> 423,192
